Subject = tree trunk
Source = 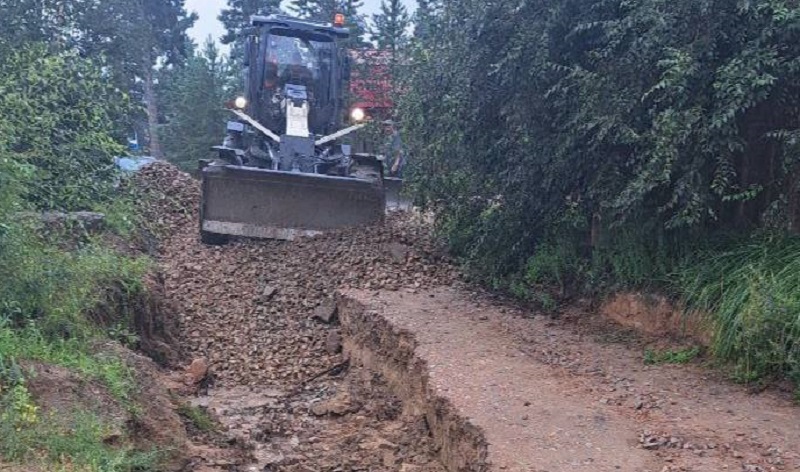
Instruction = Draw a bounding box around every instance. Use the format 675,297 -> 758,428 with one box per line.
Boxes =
142,61 -> 163,159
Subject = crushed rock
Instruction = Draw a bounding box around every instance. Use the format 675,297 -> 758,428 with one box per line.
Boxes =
134,163 -> 450,471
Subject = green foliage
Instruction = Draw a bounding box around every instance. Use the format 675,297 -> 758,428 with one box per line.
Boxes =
161,39 -> 235,171
0,223 -> 150,337
0,45 -> 129,211
0,325 -> 136,404
290,0 -> 368,46
678,235 -> 800,385
644,347 -> 701,365
401,0 -> 800,280
0,409 -> 160,472
177,404 -> 217,432
400,0 -> 800,386
0,0 -> 197,159
220,0 -> 282,46
0,6 -> 175,470
0,357 -> 38,430
371,0 -> 410,58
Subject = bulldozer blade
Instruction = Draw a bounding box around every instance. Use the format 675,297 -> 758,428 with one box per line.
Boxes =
384,177 -> 411,211
201,165 -> 385,241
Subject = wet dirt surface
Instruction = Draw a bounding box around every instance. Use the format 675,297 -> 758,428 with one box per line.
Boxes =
341,287 -> 800,472
135,163 -> 800,472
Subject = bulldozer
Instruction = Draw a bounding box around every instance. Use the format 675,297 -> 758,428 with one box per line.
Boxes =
199,14 -> 386,244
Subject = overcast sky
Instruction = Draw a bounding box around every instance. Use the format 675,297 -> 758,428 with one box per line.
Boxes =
185,0 -> 416,49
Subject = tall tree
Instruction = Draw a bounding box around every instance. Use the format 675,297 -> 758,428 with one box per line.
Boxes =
127,0 -> 196,159
161,38 -> 233,171
290,0 -> 367,46
0,0 -> 196,159
220,0 -> 282,46
411,0 -> 439,41
371,0 -> 410,59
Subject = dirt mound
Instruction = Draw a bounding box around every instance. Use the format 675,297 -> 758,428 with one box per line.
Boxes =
24,350 -> 191,471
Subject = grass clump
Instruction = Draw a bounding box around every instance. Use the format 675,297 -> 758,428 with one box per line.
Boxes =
177,403 -> 217,432
644,346 -> 701,365
0,325 -> 135,403
678,235 -> 800,387
0,408 -> 160,472
0,182 -> 159,469
0,354 -> 155,471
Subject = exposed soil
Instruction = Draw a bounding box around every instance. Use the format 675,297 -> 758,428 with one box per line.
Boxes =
133,163 -> 800,472
599,292 -> 712,346
341,288 -> 800,471
23,348 -> 192,471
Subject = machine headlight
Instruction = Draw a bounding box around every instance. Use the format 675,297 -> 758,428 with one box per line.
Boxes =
350,107 -> 366,122
234,96 -> 248,109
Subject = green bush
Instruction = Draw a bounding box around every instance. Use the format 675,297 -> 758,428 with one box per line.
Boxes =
400,0 -> 800,387
0,44 -> 130,212
401,0 -> 800,272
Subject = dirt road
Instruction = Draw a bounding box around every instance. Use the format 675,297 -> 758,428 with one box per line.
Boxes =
137,163 -> 799,471
341,288 -> 800,472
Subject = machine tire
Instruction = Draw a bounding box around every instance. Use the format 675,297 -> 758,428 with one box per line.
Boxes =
200,230 -> 230,246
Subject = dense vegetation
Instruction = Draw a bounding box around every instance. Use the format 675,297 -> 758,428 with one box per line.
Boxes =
0,1 -> 196,469
2,0 -> 796,466
160,39 -> 237,171
400,0 -> 800,388
0,45 -> 156,469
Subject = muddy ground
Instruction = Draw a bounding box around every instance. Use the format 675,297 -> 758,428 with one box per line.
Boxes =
133,163 -> 799,472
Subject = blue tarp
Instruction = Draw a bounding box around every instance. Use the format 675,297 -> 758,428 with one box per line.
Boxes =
114,156 -> 157,172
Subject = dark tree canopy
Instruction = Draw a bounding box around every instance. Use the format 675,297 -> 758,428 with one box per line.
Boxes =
160,39 -> 236,171
220,0 -> 282,45
371,0 -> 410,57
290,0 -> 367,46
400,0 -> 800,276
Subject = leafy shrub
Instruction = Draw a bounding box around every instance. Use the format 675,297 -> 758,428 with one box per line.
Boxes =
400,0 -> 800,387
0,42 -> 162,470
0,44 -> 130,212
401,0 -> 800,279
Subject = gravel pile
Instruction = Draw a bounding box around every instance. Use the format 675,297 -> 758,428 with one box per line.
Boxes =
135,162 -> 455,386
133,162 -> 201,233
133,163 -> 451,470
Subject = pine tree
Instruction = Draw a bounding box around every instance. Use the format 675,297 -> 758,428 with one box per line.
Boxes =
127,0 -> 197,159
411,0 -> 440,41
290,0 -> 367,46
220,0 -> 282,45
371,0 -> 410,59
161,38 -> 233,170
0,0 -> 196,159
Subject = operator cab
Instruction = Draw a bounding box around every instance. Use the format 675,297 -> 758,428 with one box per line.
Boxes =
245,15 -> 350,137
266,34 -> 317,88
